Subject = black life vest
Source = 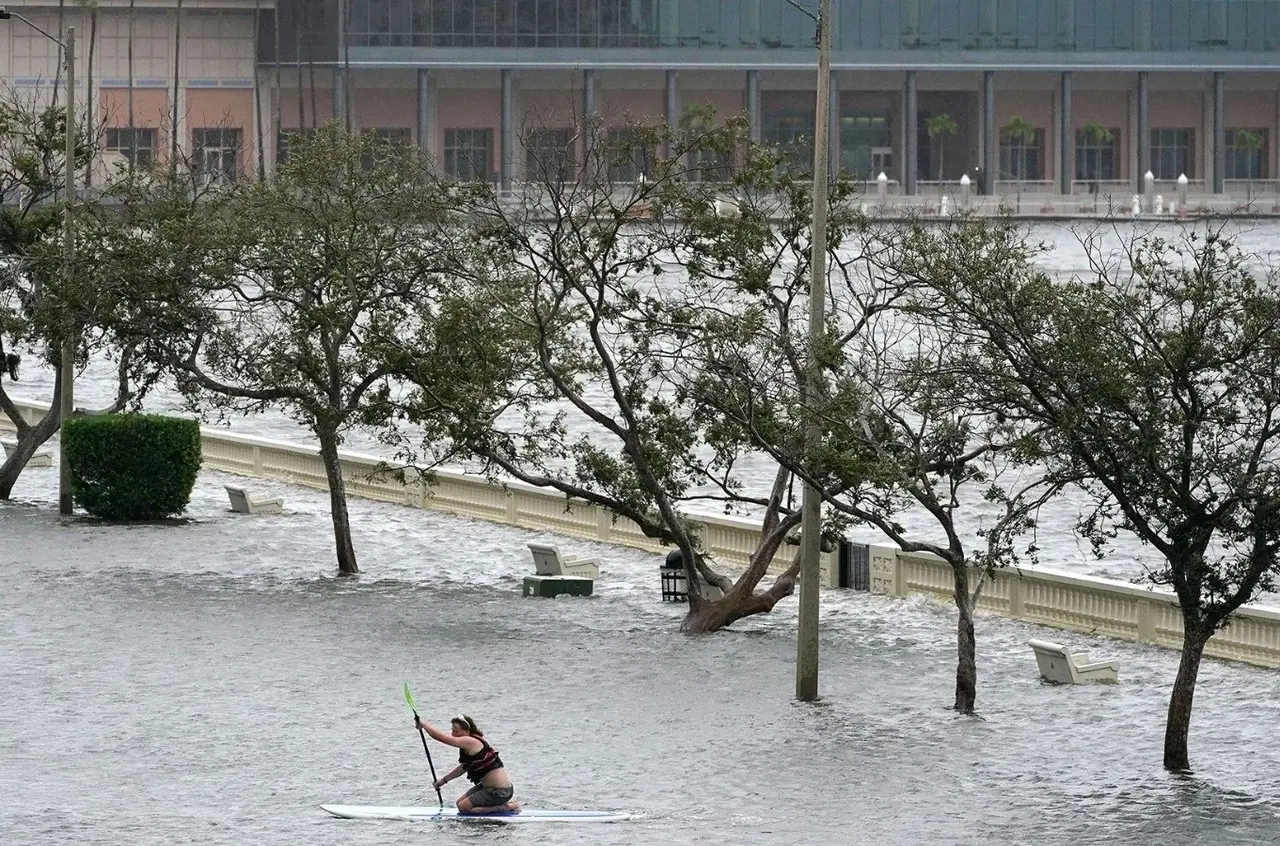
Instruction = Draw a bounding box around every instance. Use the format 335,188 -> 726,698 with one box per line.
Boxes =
459,738 -> 505,783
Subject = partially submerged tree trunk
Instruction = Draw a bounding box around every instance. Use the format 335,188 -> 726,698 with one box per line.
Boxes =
952,564 -> 978,713
1164,626 -> 1210,772
0,381 -> 64,500
317,427 -> 358,576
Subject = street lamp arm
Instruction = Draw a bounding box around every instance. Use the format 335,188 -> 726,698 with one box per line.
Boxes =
0,8 -> 68,48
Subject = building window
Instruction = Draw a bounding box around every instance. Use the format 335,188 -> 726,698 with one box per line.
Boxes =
105,127 -> 157,168
361,128 -> 412,169
605,129 -> 655,183
999,128 -> 1045,181
443,128 -> 493,182
762,109 -> 815,176
524,128 -> 576,183
1075,126 -> 1120,182
1150,129 -> 1195,180
193,128 -> 242,186
1225,129 -> 1268,180
688,146 -> 732,183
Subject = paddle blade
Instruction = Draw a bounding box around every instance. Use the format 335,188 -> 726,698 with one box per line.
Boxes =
403,682 -> 418,714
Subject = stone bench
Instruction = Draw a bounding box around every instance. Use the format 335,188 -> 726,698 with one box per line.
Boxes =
1029,638 -> 1119,685
224,484 -> 284,515
0,436 -> 53,468
527,542 -> 600,580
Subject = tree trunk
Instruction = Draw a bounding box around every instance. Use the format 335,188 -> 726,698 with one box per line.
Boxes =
317,428 -> 359,576
680,585 -> 794,634
1163,626 -> 1210,772
952,564 -> 978,713
0,406 -> 63,500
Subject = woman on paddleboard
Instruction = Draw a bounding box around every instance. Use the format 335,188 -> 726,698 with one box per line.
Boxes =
416,714 -> 517,814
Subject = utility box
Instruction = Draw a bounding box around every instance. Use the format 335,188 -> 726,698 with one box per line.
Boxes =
523,575 -> 594,598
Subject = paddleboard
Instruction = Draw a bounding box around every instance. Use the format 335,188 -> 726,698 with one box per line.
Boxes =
320,804 -> 632,823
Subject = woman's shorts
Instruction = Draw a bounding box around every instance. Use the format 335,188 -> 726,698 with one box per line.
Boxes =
463,783 -> 514,808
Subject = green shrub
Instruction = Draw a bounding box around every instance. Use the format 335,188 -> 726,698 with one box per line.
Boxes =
62,413 -> 202,520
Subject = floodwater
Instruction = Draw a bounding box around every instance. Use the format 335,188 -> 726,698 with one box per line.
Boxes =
3,466 -> 1280,845
8,219 -> 1280,598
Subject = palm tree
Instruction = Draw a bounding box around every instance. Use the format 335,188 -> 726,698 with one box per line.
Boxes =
1080,120 -> 1114,210
925,113 -> 957,180
1230,128 -> 1263,202
999,115 -> 1037,209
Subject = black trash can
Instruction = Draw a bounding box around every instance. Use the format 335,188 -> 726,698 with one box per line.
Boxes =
660,549 -> 688,602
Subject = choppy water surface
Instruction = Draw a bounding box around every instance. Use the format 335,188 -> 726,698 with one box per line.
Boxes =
3,466 -> 1280,845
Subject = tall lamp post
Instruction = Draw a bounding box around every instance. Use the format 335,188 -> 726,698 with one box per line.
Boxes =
0,8 -> 77,516
796,0 -> 832,702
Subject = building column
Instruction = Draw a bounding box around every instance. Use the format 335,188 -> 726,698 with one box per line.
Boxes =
746,69 -> 761,143
416,69 -> 433,156
582,69 -> 598,160
982,71 -> 996,195
903,70 -> 918,195
1136,71 -> 1149,187
828,70 -> 840,178
665,70 -> 679,159
1212,71 -> 1225,194
1059,71 -> 1073,195
501,68 -> 515,191
332,67 -> 348,130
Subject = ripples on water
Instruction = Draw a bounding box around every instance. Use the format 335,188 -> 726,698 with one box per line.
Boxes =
2,465 -> 1280,845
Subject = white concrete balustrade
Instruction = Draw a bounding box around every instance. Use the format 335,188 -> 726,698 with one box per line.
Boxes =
4,397 -> 1278,668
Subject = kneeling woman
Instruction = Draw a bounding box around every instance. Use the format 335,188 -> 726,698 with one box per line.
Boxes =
417,714 -> 516,814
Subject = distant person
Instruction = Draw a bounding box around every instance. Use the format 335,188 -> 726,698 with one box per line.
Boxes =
3,351 -> 18,381
416,713 -> 517,814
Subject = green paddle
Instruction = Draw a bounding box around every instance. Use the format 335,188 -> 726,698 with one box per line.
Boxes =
403,683 -> 444,809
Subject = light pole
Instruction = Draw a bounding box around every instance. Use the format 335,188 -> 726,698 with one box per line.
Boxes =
796,0 -> 832,702
0,8 -> 77,516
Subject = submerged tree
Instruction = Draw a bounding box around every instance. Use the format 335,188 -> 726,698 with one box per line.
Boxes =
924,228 -> 1280,769
388,115 -> 866,632
0,87 -> 121,499
91,126 -> 489,575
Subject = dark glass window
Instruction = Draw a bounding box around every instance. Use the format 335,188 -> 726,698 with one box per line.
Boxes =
342,0 -> 1280,53
1150,128 -> 1194,179
1075,125 -> 1120,181
106,127 -> 157,168
605,129 -> 656,183
1225,128 -> 1267,180
999,127 -> 1045,181
525,127 -> 576,183
444,128 -> 493,181
193,128 -> 242,186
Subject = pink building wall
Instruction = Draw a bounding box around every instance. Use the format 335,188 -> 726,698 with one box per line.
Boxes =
352,88 -> 416,134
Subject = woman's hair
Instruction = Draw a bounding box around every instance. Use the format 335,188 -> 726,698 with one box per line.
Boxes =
451,714 -> 483,736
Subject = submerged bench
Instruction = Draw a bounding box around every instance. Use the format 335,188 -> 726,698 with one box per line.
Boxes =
527,542 -> 600,580
1029,639 -> 1119,684
0,436 -> 53,468
224,484 -> 284,515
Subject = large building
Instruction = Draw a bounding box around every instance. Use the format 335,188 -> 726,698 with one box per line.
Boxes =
2,1 -> 1278,196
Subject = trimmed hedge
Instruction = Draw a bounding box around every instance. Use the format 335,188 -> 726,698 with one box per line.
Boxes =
62,413 -> 202,520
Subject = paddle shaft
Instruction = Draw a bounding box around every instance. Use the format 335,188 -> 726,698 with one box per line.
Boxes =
413,712 -> 445,808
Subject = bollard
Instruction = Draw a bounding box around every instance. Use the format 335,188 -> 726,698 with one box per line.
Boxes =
876,171 -> 888,206
1177,173 -> 1188,217
1155,194 -> 1164,215
939,195 -> 950,215
1143,170 -> 1155,213
959,173 -> 971,210
1131,194 -> 1141,216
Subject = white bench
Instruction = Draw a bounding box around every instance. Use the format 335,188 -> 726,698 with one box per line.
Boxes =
0,436 -> 53,468
1029,639 -> 1119,684
224,484 -> 284,515
527,542 -> 600,580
